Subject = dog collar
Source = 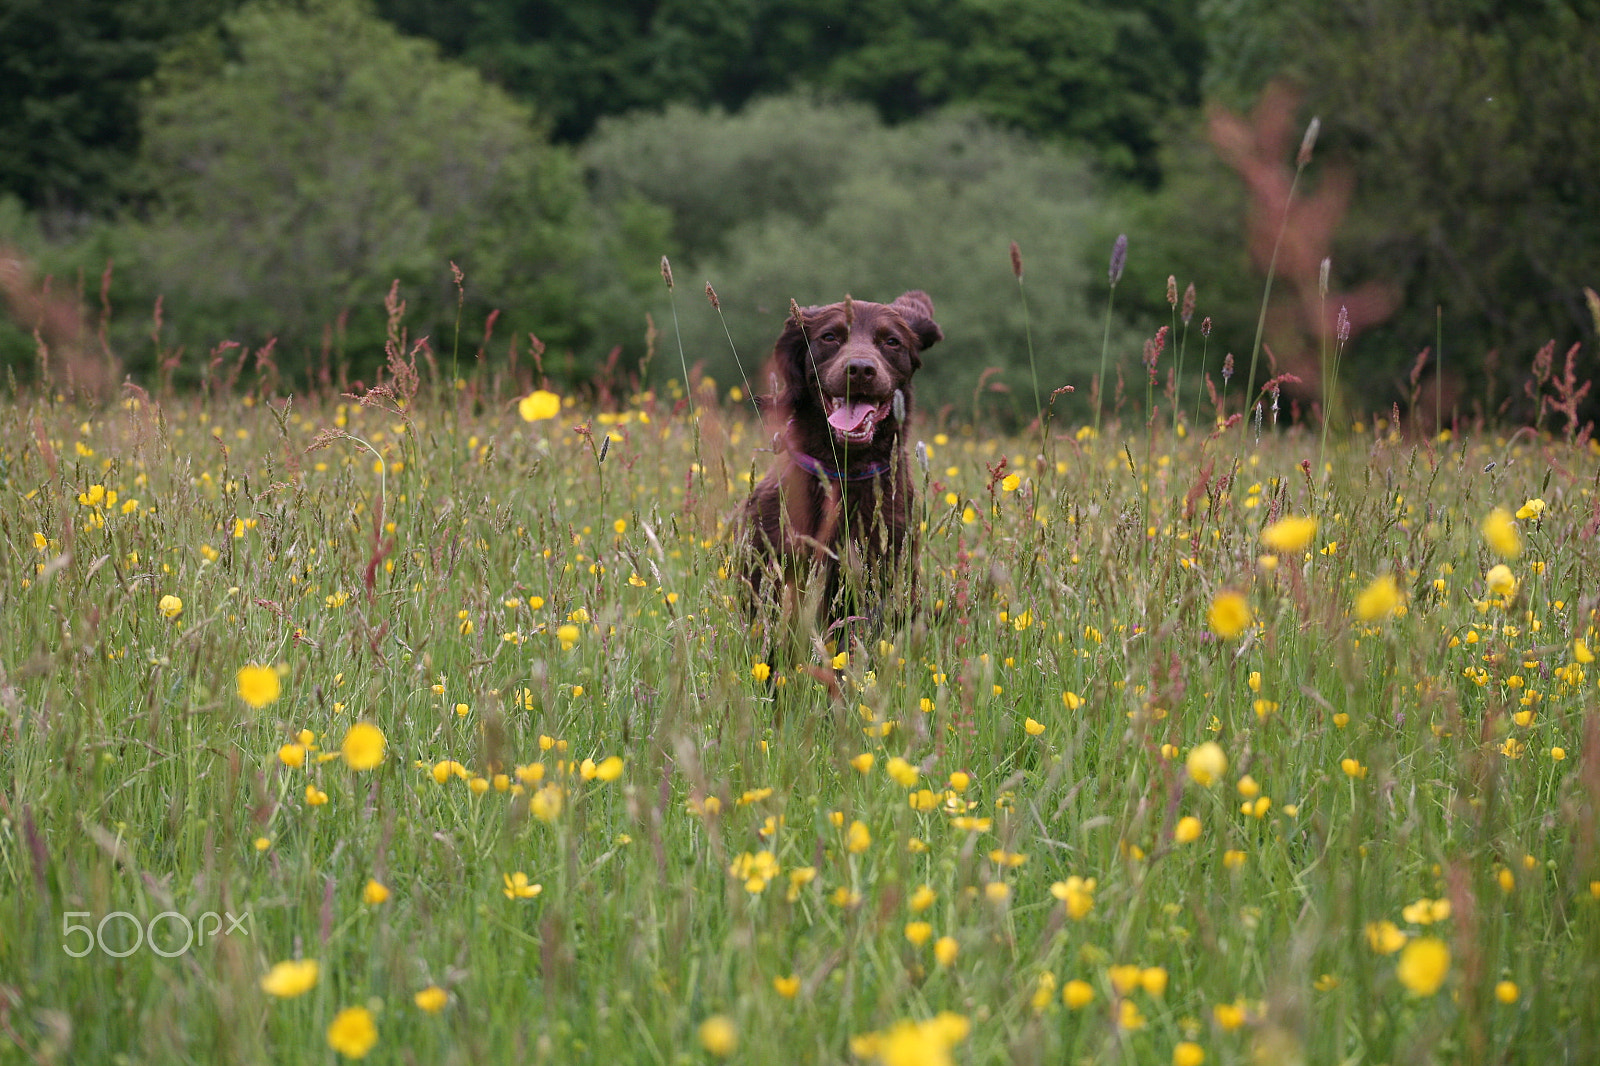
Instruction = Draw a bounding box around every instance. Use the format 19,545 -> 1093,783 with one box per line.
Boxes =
792,451 -> 892,482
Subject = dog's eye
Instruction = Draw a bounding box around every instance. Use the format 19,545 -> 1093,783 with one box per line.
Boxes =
882,335 -> 901,348
820,331 -> 838,343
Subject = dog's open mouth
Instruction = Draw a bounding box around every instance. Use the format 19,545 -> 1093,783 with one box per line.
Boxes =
823,394 -> 894,445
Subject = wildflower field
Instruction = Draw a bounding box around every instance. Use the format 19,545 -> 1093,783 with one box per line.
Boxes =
3,365 -> 1599,1064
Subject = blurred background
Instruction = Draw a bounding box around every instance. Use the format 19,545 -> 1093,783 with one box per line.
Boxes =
1,0 -> 1596,423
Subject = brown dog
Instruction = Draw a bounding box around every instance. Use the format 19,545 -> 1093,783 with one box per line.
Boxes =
741,291 -> 942,629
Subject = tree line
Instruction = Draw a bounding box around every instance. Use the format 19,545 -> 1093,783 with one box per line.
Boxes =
1,0 -> 1595,419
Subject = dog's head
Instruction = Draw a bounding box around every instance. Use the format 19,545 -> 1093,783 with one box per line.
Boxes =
768,291 -> 942,453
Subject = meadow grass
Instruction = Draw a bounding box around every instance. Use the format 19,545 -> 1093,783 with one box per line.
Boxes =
1,371 -> 1598,1065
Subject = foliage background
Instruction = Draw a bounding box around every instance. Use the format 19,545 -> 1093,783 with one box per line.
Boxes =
0,0 -> 1596,417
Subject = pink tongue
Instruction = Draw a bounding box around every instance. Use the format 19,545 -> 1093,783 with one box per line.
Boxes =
828,402 -> 877,433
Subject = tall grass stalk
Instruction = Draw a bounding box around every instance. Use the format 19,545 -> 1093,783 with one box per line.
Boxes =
1012,241 -> 1046,529
1094,234 -> 1127,438
1192,317 -> 1212,429
1436,306 -> 1444,440
1317,257 -> 1332,477
1170,279 -> 1194,437
1241,116 -> 1319,452
661,256 -> 700,464
448,261 -> 466,494
706,281 -> 757,411
448,261 -> 465,404
1013,242 -> 1043,438
1140,327 -> 1166,565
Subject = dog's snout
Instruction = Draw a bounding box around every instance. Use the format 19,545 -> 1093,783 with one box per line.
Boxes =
845,358 -> 878,381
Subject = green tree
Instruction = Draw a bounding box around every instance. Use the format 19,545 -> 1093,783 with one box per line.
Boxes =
121,0 -> 665,381
761,0 -> 1205,184
0,0 -> 240,218
374,0 -> 762,144
1144,0 -> 1600,415
377,0 -> 1204,183
584,96 -> 1140,421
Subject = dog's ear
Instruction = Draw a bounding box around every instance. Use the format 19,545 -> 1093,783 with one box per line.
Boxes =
891,290 -> 943,353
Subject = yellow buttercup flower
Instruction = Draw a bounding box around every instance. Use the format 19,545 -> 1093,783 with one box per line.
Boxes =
698,1015 -> 738,1058
1050,876 -> 1096,920
414,985 -> 448,1013
772,974 -> 801,999
340,721 -> 386,770
326,1006 -> 378,1059
1396,936 -> 1450,995
1485,564 -> 1517,598
530,784 -> 565,823
1481,507 -> 1522,558
855,1012 -> 970,1066
518,389 -> 562,422
1213,1001 -> 1246,1030
885,756 -> 919,787
785,866 -> 816,902
1401,897 -> 1451,925
158,594 -> 184,620
728,850 -> 780,894
259,958 -> 319,997
237,664 -> 282,709
1141,966 -> 1169,996
1260,515 -> 1317,553
1109,964 -> 1143,995
1207,591 -> 1252,639
502,872 -> 543,900
1186,742 -> 1227,787
846,820 -> 872,854
1365,920 -> 1407,955
1355,574 -> 1401,621
362,879 -> 390,905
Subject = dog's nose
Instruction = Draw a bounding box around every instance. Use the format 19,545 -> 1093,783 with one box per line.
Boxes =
845,359 -> 878,382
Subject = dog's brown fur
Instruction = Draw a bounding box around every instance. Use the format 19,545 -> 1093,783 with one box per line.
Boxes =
740,291 -> 942,627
